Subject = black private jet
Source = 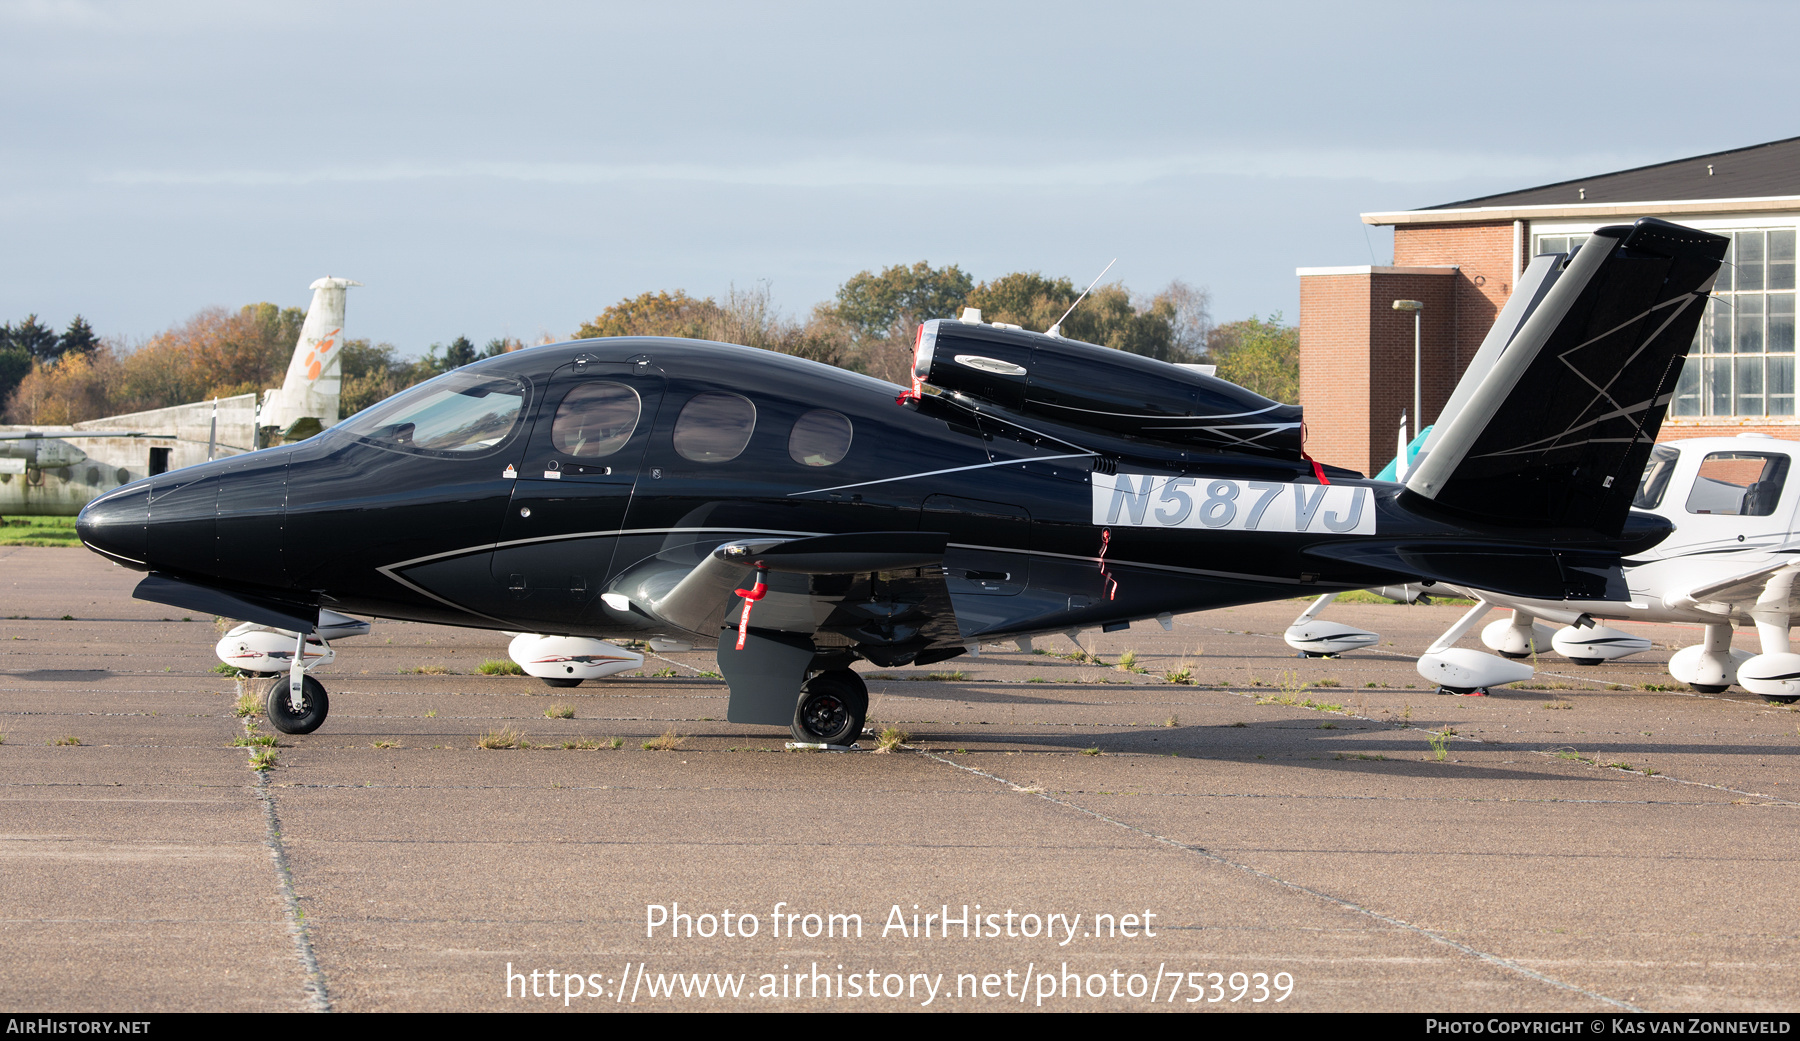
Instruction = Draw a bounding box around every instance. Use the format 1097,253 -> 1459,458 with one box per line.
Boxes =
78,218 -> 1727,745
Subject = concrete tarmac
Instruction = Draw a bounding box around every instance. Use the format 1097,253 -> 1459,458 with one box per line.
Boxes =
2,546 -> 1797,1012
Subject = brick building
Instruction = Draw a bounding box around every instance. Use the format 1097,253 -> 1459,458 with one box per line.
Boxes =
1298,137 -> 1800,476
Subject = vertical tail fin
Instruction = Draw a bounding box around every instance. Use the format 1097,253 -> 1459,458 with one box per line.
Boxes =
260,276 -> 360,442
1404,218 -> 1727,535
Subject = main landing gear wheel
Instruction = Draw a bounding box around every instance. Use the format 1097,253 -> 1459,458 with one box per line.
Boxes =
1761,694 -> 1800,704
1691,684 -> 1730,694
539,677 -> 582,688
1568,658 -> 1603,667
790,669 -> 868,745
264,676 -> 329,735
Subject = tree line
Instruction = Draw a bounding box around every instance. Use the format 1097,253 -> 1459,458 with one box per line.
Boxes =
1,263 -> 1297,426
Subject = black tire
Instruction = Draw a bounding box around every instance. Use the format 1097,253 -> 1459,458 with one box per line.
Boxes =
539,677 -> 582,688
264,675 -> 329,734
1691,683 -> 1729,694
1569,658 -> 1603,667
790,670 -> 868,745
1760,694 -> 1800,704
1497,650 -> 1530,660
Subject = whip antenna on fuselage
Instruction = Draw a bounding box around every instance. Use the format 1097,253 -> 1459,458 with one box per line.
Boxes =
1046,258 -> 1117,338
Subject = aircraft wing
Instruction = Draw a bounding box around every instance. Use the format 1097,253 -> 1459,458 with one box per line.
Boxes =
643,532 -> 966,665
1665,559 -> 1800,617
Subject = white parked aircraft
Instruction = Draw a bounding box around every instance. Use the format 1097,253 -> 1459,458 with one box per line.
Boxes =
1287,432 -> 1800,702
0,276 -> 360,515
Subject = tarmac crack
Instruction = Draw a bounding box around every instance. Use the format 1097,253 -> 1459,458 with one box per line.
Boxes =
915,747 -> 1647,1012
255,770 -> 332,1013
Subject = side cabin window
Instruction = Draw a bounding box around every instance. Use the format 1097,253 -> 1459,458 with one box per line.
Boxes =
337,371 -> 526,457
552,382 -> 640,458
1685,451 -> 1790,517
1633,445 -> 1679,509
788,409 -> 852,466
673,392 -> 756,463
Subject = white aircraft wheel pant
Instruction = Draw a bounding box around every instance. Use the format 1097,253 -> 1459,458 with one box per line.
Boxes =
1550,624 -> 1652,664
507,634 -> 644,681
1416,648 -> 1534,691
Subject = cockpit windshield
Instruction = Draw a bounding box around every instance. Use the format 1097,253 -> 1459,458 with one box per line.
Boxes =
1633,445 -> 1680,509
335,371 -> 527,457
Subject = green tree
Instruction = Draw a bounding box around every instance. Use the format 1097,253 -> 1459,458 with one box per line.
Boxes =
1208,314 -> 1298,404
9,315 -> 60,364
830,261 -> 972,343
58,316 -> 99,360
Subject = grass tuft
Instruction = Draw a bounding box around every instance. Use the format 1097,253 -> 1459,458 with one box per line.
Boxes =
249,748 -> 277,770
643,730 -> 685,751
1543,701 -> 1574,710
476,659 -> 524,676
373,740 -> 398,749
1080,746 -> 1101,756
51,735 -> 80,746
1164,715 -> 1179,728
874,727 -> 910,753
1116,650 -> 1145,674
212,662 -> 247,677
233,691 -> 261,718
404,664 -> 456,675
544,703 -> 576,719
916,671 -> 970,682
477,727 -> 526,750
230,734 -> 277,747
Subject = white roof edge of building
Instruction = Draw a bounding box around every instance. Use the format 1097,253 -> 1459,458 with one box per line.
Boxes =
1295,265 -> 1460,277
1362,195 -> 1800,226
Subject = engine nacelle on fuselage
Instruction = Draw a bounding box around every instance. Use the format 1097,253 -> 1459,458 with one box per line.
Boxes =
912,318 -> 1304,461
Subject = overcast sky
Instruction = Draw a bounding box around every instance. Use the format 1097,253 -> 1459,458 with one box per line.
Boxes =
3,0 -> 1795,352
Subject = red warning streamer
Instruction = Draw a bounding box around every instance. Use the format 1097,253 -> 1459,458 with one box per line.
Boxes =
733,565 -> 770,650
1098,528 -> 1118,602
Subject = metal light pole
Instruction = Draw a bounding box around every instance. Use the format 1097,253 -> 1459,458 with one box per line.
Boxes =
1392,300 -> 1424,442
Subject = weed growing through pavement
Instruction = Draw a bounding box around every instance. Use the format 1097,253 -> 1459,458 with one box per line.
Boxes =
651,667 -> 679,677
249,749 -> 277,770
917,671 -> 969,681
405,665 -> 456,675
1315,677 -> 1342,688
1165,663 -> 1194,685
643,730 -> 685,751
545,704 -> 576,719
874,727 -> 910,753
424,709 -> 438,718
51,735 -> 79,746
478,727 -> 526,750
1080,747 -> 1101,756
476,660 -> 524,676
212,662 -> 246,677
1428,730 -> 1450,762
233,692 -> 260,718
1543,702 -> 1574,710
230,735 -> 277,747
373,740 -> 397,749
1116,650 -> 1145,674
1164,715 -> 1179,728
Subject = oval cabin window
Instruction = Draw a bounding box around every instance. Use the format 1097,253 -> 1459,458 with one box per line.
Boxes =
788,410 -> 852,466
551,382 -> 640,458
673,392 -> 757,463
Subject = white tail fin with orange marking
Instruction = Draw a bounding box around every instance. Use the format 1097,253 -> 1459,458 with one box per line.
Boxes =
260,276 -> 361,441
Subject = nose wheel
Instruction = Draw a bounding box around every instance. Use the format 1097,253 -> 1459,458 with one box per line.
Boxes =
790,669 -> 868,745
264,675 -> 330,734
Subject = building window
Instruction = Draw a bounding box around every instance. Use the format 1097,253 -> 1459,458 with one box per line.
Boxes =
1535,233 -> 1589,257
1673,228 -> 1797,417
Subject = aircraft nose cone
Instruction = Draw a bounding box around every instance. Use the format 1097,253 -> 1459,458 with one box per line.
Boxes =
76,484 -> 150,567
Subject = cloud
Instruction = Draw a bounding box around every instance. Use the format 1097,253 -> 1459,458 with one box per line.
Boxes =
93,145 -> 1644,191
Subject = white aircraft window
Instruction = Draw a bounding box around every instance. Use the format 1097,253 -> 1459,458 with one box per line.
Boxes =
552,382 -> 640,458
338,371 -> 525,456
788,410 -> 852,467
1633,445 -> 1680,509
1685,452 -> 1790,517
673,392 -> 756,463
